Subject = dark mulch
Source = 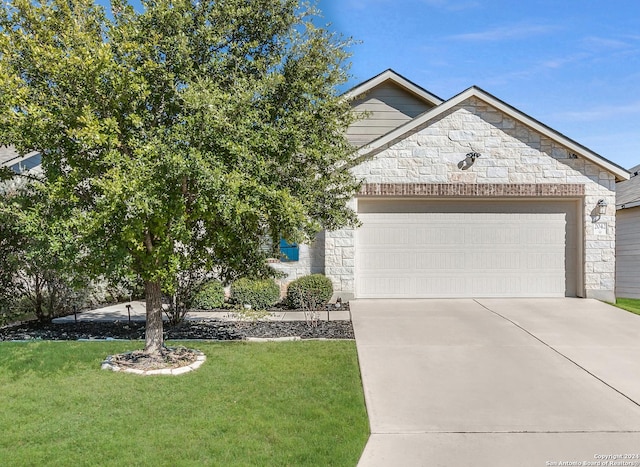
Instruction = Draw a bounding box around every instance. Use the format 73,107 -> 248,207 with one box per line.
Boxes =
0,319 -> 354,342
107,346 -> 202,370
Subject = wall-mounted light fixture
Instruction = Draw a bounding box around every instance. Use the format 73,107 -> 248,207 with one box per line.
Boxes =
458,152 -> 481,170
592,199 -> 608,222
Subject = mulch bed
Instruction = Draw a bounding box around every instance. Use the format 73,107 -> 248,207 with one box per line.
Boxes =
0,319 -> 354,342
106,346 -> 202,371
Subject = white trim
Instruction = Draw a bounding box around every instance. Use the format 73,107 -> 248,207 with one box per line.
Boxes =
0,150 -> 39,168
344,69 -> 443,107
617,200 -> 640,210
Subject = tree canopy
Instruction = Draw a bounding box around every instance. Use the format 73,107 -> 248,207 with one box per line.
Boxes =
0,0 -> 360,354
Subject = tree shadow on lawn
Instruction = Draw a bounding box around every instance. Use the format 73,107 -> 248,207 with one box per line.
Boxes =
0,341 -> 137,379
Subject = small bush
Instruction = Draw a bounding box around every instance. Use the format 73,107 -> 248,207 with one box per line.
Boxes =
192,280 -> 225,310
231,278 -> 280,310
287,274 -> 333,310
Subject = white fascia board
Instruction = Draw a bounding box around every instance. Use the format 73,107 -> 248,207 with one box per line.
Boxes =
344,69 -> 443,106
0,150 -> 39,168
617,199 -> 640,210
358,86 -> 630,181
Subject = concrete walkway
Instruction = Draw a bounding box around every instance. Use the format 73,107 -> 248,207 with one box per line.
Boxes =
352,299 -> 640,466
52,300 -> 350,323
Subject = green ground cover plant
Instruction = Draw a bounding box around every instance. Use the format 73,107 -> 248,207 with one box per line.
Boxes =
0,341 -> 369,466
613,298 -> 640,316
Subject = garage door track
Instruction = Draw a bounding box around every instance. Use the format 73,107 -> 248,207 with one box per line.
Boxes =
353,299 -> 640,466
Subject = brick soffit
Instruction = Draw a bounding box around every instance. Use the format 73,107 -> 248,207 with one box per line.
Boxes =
359,183 -> 585,197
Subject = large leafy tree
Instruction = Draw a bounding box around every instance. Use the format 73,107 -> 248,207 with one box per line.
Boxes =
0,0 -> 359,355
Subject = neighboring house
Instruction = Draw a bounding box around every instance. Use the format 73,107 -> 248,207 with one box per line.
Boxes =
0,145 -> 41,174
0,146 -> 42,195
615,165 -> 640,298
274,69 -> 629,302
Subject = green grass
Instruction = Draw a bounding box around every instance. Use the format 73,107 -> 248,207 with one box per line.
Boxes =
613,298 -> 640,316
0,340 -> 369,466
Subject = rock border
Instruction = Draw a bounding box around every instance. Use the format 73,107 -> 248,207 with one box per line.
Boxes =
244,336 -> 301,342
101,350 -> 206,376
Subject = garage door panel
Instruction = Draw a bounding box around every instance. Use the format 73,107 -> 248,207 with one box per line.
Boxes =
358,274 -> 566,298
359,251 -> 415,270
358,227 -> 410,245
356,208 -> 573,298
470,275 -> 523,295
415,251 -> 466,269
414,276 -> 468,295
474,227 -> 521,244
467,251 -> 521,269
526,252 -> 565,270
415,228 -> 464,244
358,277 -> 413,296
522,228 -> 566,244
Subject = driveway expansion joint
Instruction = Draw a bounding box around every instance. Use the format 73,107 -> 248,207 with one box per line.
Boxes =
473,299 -> 640,410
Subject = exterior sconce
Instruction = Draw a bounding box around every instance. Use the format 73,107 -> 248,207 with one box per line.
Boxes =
458,152 -> 481,170
592,199 -> 608,222
596,199 -> 607,215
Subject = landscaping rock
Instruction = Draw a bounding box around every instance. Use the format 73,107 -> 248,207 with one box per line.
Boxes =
0,319 -> 354,341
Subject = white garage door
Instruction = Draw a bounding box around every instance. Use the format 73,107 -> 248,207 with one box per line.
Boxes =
356,201 -> 577,298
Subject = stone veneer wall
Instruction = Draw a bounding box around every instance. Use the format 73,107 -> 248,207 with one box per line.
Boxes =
325,96 -> 616,301
270,231 -> 325,297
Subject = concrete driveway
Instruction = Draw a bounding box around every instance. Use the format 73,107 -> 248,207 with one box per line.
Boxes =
353,299 -> 640,466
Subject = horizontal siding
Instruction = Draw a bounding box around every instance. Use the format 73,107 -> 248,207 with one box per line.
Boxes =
347,82 -> 435,146
616,245 -> 640,254
351,100 -> 432,115
615,207 -> 640,298
348,123 -> 412,135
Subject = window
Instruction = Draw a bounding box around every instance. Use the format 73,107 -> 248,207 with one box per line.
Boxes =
279,238 -> 299,262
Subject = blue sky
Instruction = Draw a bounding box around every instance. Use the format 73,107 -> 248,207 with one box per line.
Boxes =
317,0 -> 640,170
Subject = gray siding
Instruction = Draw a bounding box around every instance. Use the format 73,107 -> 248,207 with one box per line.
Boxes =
347,82 -> 435,147
616,170 -> 640,206
616,207 -> 640,298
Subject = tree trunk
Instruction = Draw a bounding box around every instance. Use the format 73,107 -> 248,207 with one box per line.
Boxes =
144,280 -> 164,355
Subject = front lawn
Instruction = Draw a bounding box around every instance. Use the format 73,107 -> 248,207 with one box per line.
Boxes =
0,341 -> 369,466
613,298 -> 640,316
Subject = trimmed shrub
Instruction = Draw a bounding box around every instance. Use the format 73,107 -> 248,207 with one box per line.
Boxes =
287,274 -> 333,309
191,280 -> 225,310
231,278 -> 280,310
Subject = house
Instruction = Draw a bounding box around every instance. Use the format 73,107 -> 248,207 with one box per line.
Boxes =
615,165 -> 640,298
274,69 -> 629,302
0,146 -> 42,195
0,145 -> 41,174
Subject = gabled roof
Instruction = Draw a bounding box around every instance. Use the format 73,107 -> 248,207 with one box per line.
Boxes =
616,164 -> 640,208
344,69 -> 443,107
353,84 -> 629,182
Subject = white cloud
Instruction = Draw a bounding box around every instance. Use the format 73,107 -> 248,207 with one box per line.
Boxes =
555,101 -> 640,122
342,0 -> 479,10
421,0 -> 480,9
539,53 -> 591,70
582,36 -> 633,51
447,23 -> 559,42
